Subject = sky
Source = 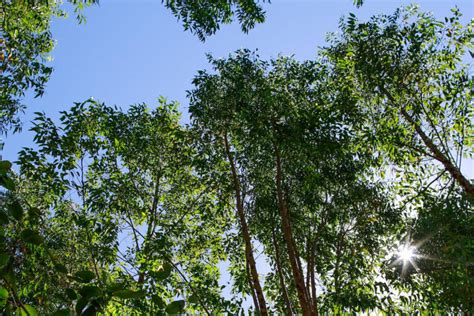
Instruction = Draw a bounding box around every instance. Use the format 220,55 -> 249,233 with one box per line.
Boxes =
1,0 -> 472,308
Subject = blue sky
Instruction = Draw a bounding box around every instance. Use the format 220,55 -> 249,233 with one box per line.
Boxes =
3,0 -> 473,163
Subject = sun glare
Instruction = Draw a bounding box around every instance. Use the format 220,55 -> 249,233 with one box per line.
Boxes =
398,246 -> 415,263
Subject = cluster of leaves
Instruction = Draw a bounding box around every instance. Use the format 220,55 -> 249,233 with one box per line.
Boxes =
163,0 -> 268,41
0,0 -> 57,133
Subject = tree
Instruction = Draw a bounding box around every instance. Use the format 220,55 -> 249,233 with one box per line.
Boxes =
189,50 -> 402,314
324,6 -> 474,197
1,4 -> 472,315
1,98 -> 235,315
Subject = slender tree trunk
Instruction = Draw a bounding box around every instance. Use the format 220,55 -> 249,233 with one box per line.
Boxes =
380,86 -> 474,198
271,223 -> 293,315
273,143 -> 314,316
223,133 -> 268,316
246,261 -> 260,314
305,236 -> 315,313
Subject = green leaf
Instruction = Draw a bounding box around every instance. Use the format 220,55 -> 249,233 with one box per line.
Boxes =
187,294 -> 199,304
155,262 -> 172,281
0,254 -> 10,269
75,297 -> 88,315
74,270 -> 95,283
28,207 -> 41,220
0,212 -> 9,225
52,309 -> 71,316
79,286 -> 101,299
16,304 -> 38,316
0,286 -> 8,299
0,175 -> 15,191
0,161 -> 12,174
20,229 -> 43,245
55,263 -> 68,274
112,289 -> 146,299
152,295 -> 166,309
8,201 -> 23,221
66,288 -> 77,300
165,300 -> 185,314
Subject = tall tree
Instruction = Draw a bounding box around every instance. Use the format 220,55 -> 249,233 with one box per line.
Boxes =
189,50 -> 401,314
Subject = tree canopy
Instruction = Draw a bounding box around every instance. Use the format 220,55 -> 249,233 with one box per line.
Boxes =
0,1 -> 472,315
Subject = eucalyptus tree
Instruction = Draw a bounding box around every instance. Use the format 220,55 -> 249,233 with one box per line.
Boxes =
0,98 -> 234,315
189,50 -> 403,314
324,6 -> 474,197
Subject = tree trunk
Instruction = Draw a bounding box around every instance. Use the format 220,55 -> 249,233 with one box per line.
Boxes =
246,261 -> 260,314
223,133 -> 268,316
274,143 -> 315,316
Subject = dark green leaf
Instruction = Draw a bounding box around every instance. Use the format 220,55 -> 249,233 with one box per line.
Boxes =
8,201 -> 23,221
187,294 -> 199,304
0,161 -> 12,173
66,288 -> 77,300
55,264 -> 68,274
152,295 -> 166,309
0,212 -> 9,225
0,254 -> 10,269
0,175 -> 15,191
52,309 -> 71,316
20,229 -> 43,245
154,262 -> 172,281
79,286 -> 101,299
165,300 -> 185,314
74,270 -> 95,283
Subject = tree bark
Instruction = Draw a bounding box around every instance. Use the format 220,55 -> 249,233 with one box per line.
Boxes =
223,133 -> 268,316
274,143 -> 315,316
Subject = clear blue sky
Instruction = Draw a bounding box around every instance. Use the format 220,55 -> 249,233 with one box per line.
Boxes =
3,0 -> 473,162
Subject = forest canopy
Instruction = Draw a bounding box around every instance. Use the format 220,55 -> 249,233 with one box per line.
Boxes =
0,1 -> 473,315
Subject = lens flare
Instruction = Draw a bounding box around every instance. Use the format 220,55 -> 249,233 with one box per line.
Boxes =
398,246 -> 415,263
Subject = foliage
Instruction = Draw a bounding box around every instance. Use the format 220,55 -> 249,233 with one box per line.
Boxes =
189,50 -> 404,314
323,5 -> 474,197
0,2 -> 472,315
0,0 -> 57,133
163,0 -> 268,41
0,99 -> 235,314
